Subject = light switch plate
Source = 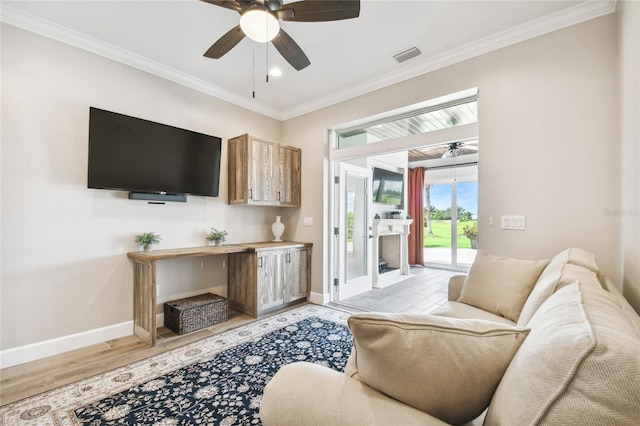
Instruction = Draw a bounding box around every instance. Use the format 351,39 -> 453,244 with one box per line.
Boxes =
501,215 -> 526,230
303,217 -> 313,227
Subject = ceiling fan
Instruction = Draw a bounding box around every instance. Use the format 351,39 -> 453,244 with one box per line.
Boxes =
200,0 -> 361,71
441,141 -> 480,158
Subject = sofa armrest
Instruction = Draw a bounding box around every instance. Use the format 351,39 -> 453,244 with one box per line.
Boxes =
448,275 -> 467,301
260,362 -> 450,426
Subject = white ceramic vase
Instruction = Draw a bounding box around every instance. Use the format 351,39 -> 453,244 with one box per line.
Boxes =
271,216 -> 285,242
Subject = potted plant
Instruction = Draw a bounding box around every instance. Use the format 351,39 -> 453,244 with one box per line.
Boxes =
462,223 -> 478,249
389,210 -> 403,219
207,228 -> 228,246
135,232 -> 162,252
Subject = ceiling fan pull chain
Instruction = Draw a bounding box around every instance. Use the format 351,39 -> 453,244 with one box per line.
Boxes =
265,13 -> 269,83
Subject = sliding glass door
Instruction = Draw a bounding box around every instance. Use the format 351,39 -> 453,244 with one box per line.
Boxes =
424,166 -> 477,270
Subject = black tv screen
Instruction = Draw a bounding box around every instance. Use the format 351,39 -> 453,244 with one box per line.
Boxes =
372,167 -> 404,205
88,107 -> 221,197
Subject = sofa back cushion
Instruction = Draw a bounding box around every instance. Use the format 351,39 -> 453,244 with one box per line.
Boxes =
458,251 -> 549,322
486,282 -> 640,425
544,247 -> 600,273
517,263 -> 602,327
346,313 -> 530,425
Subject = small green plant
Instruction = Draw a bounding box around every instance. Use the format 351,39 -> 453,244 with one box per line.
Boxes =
462,223 -> 478,240
207,227 -> 228,242
374,213 -> 381,219
135,232 -> 162,248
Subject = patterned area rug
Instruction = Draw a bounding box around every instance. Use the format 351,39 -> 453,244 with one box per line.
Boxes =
0,305 -> 352,425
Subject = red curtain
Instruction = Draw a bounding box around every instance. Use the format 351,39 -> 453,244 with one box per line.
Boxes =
407,167 -> 425,265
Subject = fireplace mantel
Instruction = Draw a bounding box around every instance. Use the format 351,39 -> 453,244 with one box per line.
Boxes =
372,218 -> 413,288
372,219 -> 414,236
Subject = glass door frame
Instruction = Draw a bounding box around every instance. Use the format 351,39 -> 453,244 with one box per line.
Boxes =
424,169 -> 478,272
333,162 -> 373,301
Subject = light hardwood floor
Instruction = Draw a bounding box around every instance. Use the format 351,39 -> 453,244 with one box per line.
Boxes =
0,268 -> 460,406
334,267 -> 458,314
0,308 -> 266,406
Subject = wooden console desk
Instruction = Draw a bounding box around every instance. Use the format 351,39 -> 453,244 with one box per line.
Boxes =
127,242 -> 311,346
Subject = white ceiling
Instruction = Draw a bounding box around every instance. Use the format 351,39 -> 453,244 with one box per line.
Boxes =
1,1 -> 616,120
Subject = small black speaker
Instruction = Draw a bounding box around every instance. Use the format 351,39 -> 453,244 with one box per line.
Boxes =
128,192 -> 187,203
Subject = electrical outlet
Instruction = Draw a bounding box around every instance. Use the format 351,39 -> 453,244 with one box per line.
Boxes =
304,217 -> 313,227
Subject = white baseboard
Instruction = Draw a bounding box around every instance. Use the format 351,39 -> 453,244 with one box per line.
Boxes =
0,321 -> 133,369
308,291 -> 331,305
0,287 -> 225,369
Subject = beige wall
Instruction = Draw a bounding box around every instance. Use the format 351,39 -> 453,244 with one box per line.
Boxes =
284,14 -> 637,309
617,1 -> 640,311
2,5 -> 638,360
0,24 -> 284,351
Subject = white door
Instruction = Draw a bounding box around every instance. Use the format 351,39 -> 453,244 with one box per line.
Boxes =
334,163 -> 372,301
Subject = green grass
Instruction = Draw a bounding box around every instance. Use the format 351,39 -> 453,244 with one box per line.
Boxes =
424,220 -> 476,249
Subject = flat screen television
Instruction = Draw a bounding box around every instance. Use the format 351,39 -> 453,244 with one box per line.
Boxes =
372,167 -> 404,205
87,107 -> 222,199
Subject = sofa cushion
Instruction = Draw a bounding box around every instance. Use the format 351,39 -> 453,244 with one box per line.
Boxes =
431,301 -> 516,326
458,251 -> 549,322
261,362 -> 450,426
486,281 -> 640,425
600,276 -> 640,334
544,247 -> 599,273
346,313 -> 530,425
517,263 -> 602,327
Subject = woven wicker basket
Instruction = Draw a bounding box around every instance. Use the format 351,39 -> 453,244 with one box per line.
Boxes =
164,293 -> 228,335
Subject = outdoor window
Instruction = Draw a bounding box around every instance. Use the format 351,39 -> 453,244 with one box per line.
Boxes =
337,95 -> 477,149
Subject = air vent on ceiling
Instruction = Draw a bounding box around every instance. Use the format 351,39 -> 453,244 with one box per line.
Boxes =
393,46 -> 421,63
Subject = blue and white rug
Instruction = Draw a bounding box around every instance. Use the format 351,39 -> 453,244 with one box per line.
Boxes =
1,305 -> 352,425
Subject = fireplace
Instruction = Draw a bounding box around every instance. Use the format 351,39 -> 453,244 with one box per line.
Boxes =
371,218 -> 413,288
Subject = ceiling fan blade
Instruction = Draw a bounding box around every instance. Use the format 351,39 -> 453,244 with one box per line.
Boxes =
204,25 -> 245,59
278,0 -> 360,22
271,29 -> 311,71
199,0 -> 245,13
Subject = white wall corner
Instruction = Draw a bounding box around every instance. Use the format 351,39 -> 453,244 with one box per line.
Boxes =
308,291 -> 331,306
0,321 -> 134,369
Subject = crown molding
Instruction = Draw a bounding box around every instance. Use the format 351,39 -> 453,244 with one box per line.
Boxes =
0,4 -> 283,120
280,0 -> 617,120
1,1 -> 616,122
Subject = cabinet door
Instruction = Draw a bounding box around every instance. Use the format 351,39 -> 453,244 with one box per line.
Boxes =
285,247 -> 311,302
257,250 -> 285,313
227,135 -> 250,205
227,252 -> 258,317
249,137 -> 277,204
277,146 -> 301,207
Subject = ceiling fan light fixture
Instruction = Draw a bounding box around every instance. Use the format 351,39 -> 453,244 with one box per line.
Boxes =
240,9 -> 280,42
442,142 -> 462,158
269,67 -> 283,77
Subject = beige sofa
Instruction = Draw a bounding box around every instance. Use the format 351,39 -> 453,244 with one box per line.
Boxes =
260,248 -> 640,425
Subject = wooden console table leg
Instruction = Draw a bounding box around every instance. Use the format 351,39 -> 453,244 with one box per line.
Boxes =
132,260 -> 157,346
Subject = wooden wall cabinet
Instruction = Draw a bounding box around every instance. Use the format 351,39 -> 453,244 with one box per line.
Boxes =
277,146 -> 301,207
228,134 -> 301,207
228,243 -> 311,317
